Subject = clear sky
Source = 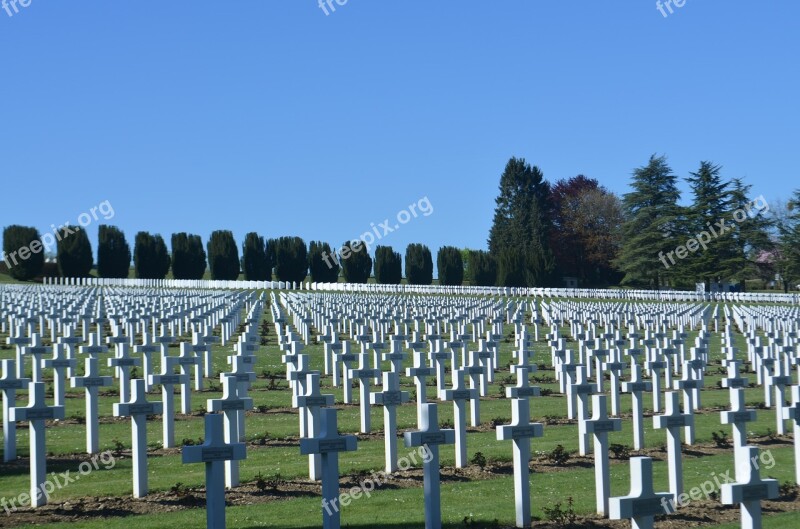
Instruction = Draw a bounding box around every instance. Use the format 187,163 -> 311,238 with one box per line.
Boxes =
1,0 -> 797,258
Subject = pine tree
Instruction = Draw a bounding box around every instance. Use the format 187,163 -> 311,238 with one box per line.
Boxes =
374,245 -> 402,284
57,227 -> 93,277
437,246 -> 464,285
341,240 -> 372,283
2,225 -> 44,281
487,157 -> 555,286
97,225 -> 131,278
242,232 -> 270,281
615,155 -> 682,288
207,230 -> 240,280
780,190 -> 800,290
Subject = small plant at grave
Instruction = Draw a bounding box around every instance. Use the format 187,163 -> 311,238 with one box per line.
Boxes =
539,388 -> 554,397
779,481 -> 798,499
254,471 -> 269,492
497,383 -> 507,397
542,496 -> 578,526
268,375 -> 280,390
609,443 -> 631,459
256,404 -> 270,413
471,451 -> 487,470
547,444 -> 570,466
130,366 -> 139,379
534,375 -> 556,384
711,430 -> 731,448
501,375 -> 514,386
147,441 -> 162,450
111,438 -> 126,454
537,363 -> 548,371
461,515 -> 501,528
440,419 -> 454,429
251,431 -> 270,445
709,490 -> 719,501
490,417 -> 509,428
181,437 -> 204,446
766,427 -> 777,440
543,415 -> 560,425
170,482 -> 189,497
261,337 -> 268,346
70,414 -> 85,424
207,380 -> 220,392
193,406 -> 207,416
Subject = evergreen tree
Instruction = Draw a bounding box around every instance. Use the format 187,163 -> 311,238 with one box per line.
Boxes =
207,230 -> 240,280
467,250 -> 496,286
487,157 -> 555,286
615,155 -> 682,288
171,233 -> 207,280
496,248 -> 527,287
340,240 -> 372,283
265,238 -> 277,280
2,225 -> 44,281
727,178 -> 774,285
374,245 -> 402,284
57,227 -> 93,277
405,243 -> 433,285
780,190 -> 800,290
437,246 -> 464,285
308,241 -> 339,283
274,236 -> 308,284
134,232 -> 171,279
242,232 -> 270,281
681,161 -> 736,287
97,225 -> 131,278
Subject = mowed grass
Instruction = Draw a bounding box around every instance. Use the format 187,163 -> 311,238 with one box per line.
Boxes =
0,300 -> 799,528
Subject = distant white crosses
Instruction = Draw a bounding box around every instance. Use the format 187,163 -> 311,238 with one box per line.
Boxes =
654,391 -> 693,503
9,382 -> 65,507
580,394 -> 622,515
182,413 -> 247,529
439,368 -> 477,468
720,446 -> 779,529
113,379 -> 163,498
1,359 -> 30,462
176,342 -> 201,414
496,379 -> 544,527
134,334 -> 160,392
43,343 -> 76,406
609,457 -> 672,529
673,362 -> 701,444
300,408 -> 358,529
404,403 -> 455,529
107,341 -> 140,404
645,353 -> 667,413
766,362 -> 792,435
371,371 -> 409,473
20,333 -> 50,383
571,366 -> 596,455
70,356 -> 113,454
208,373 -> 254,488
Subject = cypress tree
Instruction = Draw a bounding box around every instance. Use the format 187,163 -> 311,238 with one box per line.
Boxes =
57,227 -> 93,277
274,236 -> 308,284
134,232 -> 171,279
341,240 -> 372,283
437,246 -> 464,285
308,241 -> 339,283
207,230 -> 240,280
374,245 -> 402,284
97,225 -> 131,278
242,232 -> 270,281
2,225 -> 44,281
467,250 -> 497,286
405,243 -> 433,285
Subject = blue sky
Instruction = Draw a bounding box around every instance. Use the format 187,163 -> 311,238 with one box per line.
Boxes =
1,0 -> 798,258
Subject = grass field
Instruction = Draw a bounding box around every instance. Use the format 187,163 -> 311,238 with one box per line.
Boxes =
0,297 -> 798,528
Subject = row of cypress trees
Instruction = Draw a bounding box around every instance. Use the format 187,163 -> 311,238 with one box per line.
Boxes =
3,226 -> 482,285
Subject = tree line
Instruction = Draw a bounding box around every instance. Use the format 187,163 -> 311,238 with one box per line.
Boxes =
3,155 -> 799,289
0,226 -> 473,286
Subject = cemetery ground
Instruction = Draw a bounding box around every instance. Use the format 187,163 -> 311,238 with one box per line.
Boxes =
0,298 -> 799,528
